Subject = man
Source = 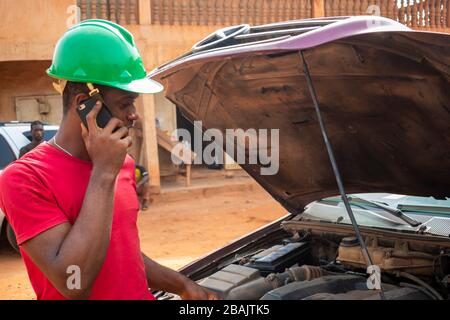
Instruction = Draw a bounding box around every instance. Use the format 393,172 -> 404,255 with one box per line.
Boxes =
0,20 -> 217,300
19,121 -> 44,158
135,163 -> 151,211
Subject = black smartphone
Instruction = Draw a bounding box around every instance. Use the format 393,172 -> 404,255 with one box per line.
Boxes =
76,95 -> 113,130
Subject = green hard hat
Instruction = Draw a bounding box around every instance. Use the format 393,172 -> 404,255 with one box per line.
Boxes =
47,19 -> 163,94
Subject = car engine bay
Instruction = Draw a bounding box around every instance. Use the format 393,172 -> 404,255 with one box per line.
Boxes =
176,220 -> 450,300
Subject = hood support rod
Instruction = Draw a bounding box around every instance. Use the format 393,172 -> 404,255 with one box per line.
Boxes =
299,50 -> 386,300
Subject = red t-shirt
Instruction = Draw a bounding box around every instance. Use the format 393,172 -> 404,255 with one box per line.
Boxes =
0,142 -> 154,300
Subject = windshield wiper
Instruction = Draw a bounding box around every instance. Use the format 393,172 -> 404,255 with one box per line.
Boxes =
348,195 -> 422,227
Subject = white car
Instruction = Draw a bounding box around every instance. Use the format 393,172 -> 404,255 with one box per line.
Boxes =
0,121 -> 58,252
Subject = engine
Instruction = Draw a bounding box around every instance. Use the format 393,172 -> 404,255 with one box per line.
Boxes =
194,234 -> 449,300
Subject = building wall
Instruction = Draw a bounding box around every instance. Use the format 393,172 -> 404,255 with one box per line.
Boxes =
0,0 -> 218,71
0,60 -> 57,122
0,0 -> 76,62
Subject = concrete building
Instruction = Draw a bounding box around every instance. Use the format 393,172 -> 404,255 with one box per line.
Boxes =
1,0 -> 448,193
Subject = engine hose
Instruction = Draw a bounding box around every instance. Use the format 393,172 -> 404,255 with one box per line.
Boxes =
396,271 -> 444,301
399,282 -> 437,300
227,265 -> 326,300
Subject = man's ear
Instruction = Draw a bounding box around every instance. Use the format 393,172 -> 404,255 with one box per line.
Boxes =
73,93 -> 90,108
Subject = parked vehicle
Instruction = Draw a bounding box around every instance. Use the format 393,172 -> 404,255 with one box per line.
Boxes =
0,121 -> 58,252
149,16 -> 450,300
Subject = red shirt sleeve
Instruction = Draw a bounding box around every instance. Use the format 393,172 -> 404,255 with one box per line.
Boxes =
0,163 -> 69,246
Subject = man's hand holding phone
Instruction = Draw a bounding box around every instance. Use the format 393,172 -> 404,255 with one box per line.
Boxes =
80,101 -> 131,177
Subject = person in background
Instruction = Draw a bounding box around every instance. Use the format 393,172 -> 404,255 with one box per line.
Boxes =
19,121 -> 44,158
135,163 -> 151,211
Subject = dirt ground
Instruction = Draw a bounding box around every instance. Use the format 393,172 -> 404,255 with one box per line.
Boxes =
0,186 -> 286,300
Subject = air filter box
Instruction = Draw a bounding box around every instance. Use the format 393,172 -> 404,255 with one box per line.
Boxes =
197,264 -> 262,299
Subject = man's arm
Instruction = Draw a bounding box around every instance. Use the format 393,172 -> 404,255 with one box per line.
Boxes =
141,253 -> 219,300
136,175 -> 149,190
22,171 -> 116,299
21,103 -> 132,299
136,165 -> 149,190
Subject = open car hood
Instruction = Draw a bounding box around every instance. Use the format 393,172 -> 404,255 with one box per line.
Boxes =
149,16 -> 450,214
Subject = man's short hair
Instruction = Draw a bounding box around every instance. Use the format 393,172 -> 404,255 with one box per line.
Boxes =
62,82 -> 89,114
30,120 -> 43,130
62,81 -> 110,114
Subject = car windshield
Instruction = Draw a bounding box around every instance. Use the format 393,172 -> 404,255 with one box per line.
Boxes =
302,193 -> 450,237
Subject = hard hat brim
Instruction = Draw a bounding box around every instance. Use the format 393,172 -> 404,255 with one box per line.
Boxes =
47,67 -> 164,94
114,77 -> 164,94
